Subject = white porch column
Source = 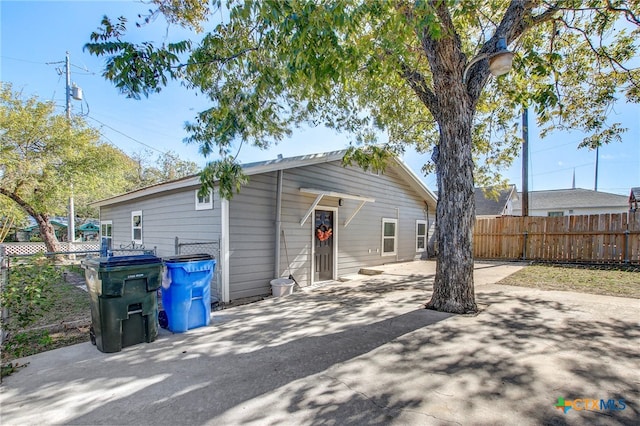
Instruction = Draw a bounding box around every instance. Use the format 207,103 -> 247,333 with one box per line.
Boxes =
221,198 -> 230,303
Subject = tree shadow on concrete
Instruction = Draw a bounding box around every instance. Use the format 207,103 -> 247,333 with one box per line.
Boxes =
1,274 -> 638,425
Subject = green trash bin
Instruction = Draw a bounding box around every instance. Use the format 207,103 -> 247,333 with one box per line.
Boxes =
83,255 -> 162,353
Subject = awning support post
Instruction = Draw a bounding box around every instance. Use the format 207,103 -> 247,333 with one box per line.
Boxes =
344,201 -> 367,227
300,194 -> 324,226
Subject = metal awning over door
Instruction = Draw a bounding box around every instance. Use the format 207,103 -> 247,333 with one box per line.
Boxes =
299,187 -> 375,226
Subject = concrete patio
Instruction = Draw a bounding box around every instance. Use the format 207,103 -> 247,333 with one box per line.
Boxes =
0,260 -> 638,425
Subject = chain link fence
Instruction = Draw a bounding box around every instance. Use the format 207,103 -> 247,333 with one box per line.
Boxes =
174,237 -> 222,309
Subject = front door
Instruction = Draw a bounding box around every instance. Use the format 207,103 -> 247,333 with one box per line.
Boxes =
314,210 -> 334,282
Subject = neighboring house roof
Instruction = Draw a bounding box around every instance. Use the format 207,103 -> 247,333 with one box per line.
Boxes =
474,185 -> 517,216
512,188 -> 629,211
23,219 -> 67,232
91,149 -> 437,208
78,223 -> 100,232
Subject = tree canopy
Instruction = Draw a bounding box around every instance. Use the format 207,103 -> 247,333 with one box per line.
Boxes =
0,83 -> 140,251
130,149 -> 200,188
86,1 -> 638,182
85,1 -> 639,313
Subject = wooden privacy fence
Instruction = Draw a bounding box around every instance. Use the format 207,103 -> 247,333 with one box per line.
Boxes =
474,211 -> 640,263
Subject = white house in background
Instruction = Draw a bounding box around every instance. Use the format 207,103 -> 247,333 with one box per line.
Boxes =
91,150 -> 437,303
512,188 -> 629,217
630,187 -> 640,212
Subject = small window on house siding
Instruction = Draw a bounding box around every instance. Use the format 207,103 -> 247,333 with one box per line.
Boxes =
382,218 -> 397,256
131,211 -> 143,244
547,211 -> 564,217
100,221 -> 112,241
416,220 -> 427,252
195,189 -> 213,210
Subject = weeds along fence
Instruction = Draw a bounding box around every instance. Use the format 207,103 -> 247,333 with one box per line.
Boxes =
474,211 -> 640,263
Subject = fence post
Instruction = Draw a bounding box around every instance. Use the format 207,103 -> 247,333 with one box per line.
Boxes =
522,231 -> 528,261
624,230 -> 630,264
175,237 -> 180,255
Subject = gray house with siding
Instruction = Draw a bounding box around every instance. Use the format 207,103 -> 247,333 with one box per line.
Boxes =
92,150 -> 437,302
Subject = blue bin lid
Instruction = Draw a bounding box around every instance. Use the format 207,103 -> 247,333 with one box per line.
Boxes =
94,254 -> 162,267
163,254 -> 213,263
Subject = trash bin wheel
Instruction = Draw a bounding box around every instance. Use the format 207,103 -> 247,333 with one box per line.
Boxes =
89,326 -> 96,346
158,310 -> 169,329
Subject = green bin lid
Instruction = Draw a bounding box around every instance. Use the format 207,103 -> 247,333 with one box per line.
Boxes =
94,254 -> 162,267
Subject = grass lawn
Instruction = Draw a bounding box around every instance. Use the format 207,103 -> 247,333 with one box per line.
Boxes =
497,264 -> 640,298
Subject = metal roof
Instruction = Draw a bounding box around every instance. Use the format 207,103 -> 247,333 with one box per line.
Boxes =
91,149 -> 436,208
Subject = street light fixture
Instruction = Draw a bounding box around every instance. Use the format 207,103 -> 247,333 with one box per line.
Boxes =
463,37 -> 514,83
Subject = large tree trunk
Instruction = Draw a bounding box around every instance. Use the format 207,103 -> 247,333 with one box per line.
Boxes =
0,188 -> 60,254
33,213 -> 60,254
426,91 -> 477,314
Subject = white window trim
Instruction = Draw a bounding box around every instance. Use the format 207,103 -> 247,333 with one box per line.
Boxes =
416,220 -> 427,253
100,220 -> 113,239
131,211 -> 143,244
195,189 -> 213,210
381,218 -> 398,257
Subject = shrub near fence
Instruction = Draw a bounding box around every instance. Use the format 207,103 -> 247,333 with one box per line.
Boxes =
474,211 -> 640,263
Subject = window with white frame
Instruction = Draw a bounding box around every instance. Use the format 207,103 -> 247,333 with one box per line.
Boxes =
195,189 -> 213,210
382,218 -> 397,256
131,211 -> 143,244
416,220 -> 427,252
100,220 -> 112,242
547,211 -> 564,217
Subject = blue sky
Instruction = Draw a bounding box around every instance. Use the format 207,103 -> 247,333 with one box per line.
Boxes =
1,1 -> 638,195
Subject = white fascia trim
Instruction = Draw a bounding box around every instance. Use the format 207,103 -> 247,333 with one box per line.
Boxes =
392,157 -> 438,204
92,176 -> 201,208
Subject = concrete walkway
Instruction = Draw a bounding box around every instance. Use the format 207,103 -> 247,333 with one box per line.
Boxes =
1,261 -> 638,425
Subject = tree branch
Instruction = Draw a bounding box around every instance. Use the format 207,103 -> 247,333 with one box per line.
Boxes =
466,0 -> 536,103
174,47 -> 258,69
399,62 -> 438,117
0,187 -> 39,220
557,17 -> 640,91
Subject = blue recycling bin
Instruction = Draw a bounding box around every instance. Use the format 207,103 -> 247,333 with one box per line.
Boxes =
161,254 -> 216,333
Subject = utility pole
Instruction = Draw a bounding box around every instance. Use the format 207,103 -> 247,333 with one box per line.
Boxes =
64,51 -> 82,245
521,108 -> 529,217
594,146 -> 599,191
65,52 -> 72,120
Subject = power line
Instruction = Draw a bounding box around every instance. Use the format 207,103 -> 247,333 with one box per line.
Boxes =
2,55 -> 48,65
86,115 -> 168,155
531,162 -> 593,177
531,140 -> 581,154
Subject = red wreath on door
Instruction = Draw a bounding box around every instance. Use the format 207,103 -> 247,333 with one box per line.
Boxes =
316,224 -> 333,241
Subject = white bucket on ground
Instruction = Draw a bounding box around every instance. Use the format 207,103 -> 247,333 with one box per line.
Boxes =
270,278 -> 295,297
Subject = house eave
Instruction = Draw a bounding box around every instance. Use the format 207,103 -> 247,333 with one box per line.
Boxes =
91,149 -> 437,209
90,175 -> 202,208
